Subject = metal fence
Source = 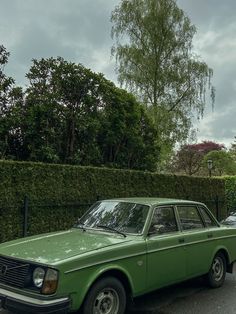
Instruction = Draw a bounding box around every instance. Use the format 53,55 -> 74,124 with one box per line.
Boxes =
0,195 -> 226,242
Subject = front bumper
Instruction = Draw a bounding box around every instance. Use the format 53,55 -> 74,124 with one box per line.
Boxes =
0,288 -> 70,314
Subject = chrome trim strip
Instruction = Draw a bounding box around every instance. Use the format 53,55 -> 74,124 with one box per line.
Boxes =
65,234 -> 236,274
148,234 -> 236,254
65,251 -> 147,274
0,288 -> 69,306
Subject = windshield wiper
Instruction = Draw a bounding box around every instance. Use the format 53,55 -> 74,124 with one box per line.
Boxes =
96,225 -> 126,238
74,220 -> 86,232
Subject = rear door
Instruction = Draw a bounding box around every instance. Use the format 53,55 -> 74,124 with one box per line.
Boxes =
176,205 -> 216,277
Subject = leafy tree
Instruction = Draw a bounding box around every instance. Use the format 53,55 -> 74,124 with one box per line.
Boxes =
25,57 -> 103,163
0,45 -> 24,159
203,151 -> 236,176
171,141 -> 224,176
229,137 -> 236,162
111,0 -> 215,156
23,57 -> 159,170
98,81 -> 159,170
0,49 -> 159,171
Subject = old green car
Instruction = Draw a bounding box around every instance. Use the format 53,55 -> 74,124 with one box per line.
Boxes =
0,198 -> 236,314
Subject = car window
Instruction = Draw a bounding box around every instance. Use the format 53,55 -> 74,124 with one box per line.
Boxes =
177,206 -> 204,230
199,206 -> 217,227
78,201 -> 150,234
149,206 -> 178,235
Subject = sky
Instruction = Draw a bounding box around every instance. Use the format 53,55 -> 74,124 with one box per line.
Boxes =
0,0 -> 235,148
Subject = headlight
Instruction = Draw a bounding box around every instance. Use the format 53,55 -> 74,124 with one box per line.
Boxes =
33,267 -> 45,288
42,268 -> 58,295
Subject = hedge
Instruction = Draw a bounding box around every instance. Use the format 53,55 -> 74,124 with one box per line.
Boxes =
225,176 -> 236,211
0,160 -> 226,242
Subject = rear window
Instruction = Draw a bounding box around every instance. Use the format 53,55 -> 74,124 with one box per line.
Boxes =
177,206 -> 204,230
199,206 -> 217,227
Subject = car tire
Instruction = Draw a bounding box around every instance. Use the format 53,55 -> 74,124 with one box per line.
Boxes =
81,276 -> 127,314
206,252 -> 226,288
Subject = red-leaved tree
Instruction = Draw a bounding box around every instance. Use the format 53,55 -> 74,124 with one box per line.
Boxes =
172,141 -> 225,175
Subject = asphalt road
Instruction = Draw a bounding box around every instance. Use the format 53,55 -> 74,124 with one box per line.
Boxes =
1,273 -> 236,314
130,273 -> 236,314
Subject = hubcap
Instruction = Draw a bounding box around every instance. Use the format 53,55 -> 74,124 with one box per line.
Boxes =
93,288 -> 119,314
212,256 -> 224,281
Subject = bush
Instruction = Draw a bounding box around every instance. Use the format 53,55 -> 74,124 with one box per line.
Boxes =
0,160 -> 226,242
225,176 -> 236,212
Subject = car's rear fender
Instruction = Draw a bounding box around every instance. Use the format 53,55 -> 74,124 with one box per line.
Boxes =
210,246 -> 230,270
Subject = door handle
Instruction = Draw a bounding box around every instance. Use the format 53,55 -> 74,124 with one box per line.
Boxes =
207,233 -> 213,239
179,238 -> 185,244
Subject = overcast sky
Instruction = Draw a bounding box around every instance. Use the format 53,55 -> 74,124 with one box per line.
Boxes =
0,0 -> 235,147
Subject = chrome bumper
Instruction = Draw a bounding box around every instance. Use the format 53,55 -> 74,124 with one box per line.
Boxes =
0,287 -> 70,313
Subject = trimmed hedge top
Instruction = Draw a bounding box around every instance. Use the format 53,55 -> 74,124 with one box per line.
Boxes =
0,160 -> 225,205
0,160 -> 226,242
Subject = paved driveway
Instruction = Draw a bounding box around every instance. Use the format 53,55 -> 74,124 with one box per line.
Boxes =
1,274 -> 236,313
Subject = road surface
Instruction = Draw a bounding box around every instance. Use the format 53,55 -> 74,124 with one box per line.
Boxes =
1,274 -> 236,313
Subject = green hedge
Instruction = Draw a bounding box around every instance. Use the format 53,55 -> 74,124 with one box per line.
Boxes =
225,176 -> 236,211
0,160 -> 226,242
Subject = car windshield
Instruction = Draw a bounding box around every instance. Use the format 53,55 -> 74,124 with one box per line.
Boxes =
77,201 -> 150,234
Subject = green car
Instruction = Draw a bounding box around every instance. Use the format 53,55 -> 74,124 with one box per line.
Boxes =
0,198 -> 236,314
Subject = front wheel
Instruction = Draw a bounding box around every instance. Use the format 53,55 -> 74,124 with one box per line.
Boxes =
206,252 -> 226,288
81,277 -> 126,314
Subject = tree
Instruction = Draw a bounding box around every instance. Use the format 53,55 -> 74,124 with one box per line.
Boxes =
0,45 -> 24,160
203,151 -> 236,176
25,57 -> 104,163
111,0 -> 215,155
171,141 -> 224,176
23,57 -> 159,170
229,137 -> 236,162
98,82 -> 160,170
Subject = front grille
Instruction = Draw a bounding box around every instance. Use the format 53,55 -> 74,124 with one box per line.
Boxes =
0,256 -> 30,288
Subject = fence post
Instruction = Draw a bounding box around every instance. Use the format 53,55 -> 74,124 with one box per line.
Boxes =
23,196 -> 29,237
215,195 -> 219,221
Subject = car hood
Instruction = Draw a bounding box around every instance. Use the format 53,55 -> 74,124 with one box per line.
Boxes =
0,229 -> 133,265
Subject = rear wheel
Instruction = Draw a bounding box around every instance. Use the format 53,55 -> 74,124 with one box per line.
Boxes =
81,277 -> 126,314
206,252 -> 226,288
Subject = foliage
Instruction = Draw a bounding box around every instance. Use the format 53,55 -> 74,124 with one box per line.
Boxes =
225,176 -> 236,211
203,151 -> 236,176
171,141 -> 225,176
0,52 -> 159,171
0,46 -> 24,159
111,0 -> 215,156
229,137 -> 236,162
0,160 -> 226,242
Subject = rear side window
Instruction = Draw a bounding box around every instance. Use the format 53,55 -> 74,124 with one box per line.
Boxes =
199,206 -> 217,227
177,206 -> 204,230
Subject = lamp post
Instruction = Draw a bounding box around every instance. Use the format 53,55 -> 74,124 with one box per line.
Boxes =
207,159 -> 213,177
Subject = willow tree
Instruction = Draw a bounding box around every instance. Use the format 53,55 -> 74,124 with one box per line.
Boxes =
111,0 -> 215,157
0,45 -> 23,159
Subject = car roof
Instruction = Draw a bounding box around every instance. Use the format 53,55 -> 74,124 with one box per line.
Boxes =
102,197 -> 203,207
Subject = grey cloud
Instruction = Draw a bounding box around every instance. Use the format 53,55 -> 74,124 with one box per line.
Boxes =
197,103 -> 236,146
1,0 -> 236,146
0,0 -> 119,85
177,0 -> 236,145
178,0 -> 236,30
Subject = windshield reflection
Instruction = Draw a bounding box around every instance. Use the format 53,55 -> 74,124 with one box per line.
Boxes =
77,201 -> 150,234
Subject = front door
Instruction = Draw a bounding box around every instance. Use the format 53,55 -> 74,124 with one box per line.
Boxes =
146,206 -> 186,291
